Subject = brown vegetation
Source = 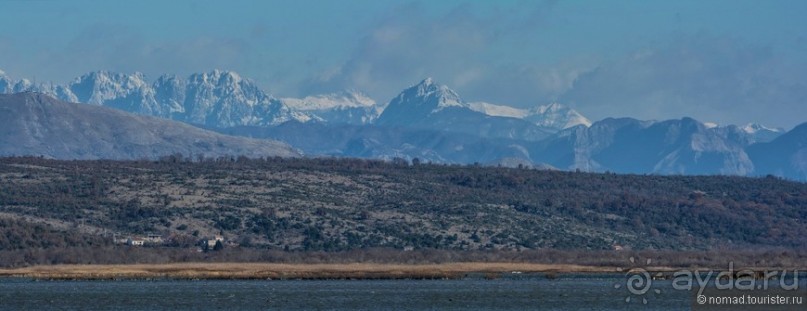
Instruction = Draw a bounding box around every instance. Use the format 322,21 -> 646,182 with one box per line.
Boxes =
0,247 -> 803,271
0,262 -> 615,280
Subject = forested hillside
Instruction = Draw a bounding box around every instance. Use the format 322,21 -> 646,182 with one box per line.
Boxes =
0,156 -> 805,266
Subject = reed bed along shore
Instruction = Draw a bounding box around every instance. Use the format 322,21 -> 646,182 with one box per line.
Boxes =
0,262 -> 623,280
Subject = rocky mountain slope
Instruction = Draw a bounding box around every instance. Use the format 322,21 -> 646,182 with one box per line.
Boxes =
747,122 -> 807,181
0,93 -> 299,160
532,117 -> 755,175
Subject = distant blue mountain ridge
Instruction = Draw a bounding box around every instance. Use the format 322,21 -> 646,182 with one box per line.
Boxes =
0,69 -> 803,180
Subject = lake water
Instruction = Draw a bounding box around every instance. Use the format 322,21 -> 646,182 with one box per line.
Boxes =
0,273 -> 801,310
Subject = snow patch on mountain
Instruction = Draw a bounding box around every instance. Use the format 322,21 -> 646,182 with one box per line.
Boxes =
525,103 -> 592,130
467,102 -> 529,118
742,123 -> 783,134
738,123 -> 785,143
280,90 -> 383,124
703,122 -> 719,129
468,101 -> 591,131
282,90 -> 376,110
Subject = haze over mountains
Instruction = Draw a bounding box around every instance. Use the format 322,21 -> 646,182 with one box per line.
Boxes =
0,69 -> 804,180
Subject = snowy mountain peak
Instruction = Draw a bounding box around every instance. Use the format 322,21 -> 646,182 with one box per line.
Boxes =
404,78 -> 463,110
189,70 -> 245,86
73,70 -> 148,88
68,71 -> 156,114
376,78 -> 468,125
216,70 -> 241,82
179,70 -> 299,127
77,70 -> 145,84
13,79 -> 34,93
742,123 -> 783,134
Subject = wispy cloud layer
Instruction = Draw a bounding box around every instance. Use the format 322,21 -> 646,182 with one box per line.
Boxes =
1,0 -> 806,128
22,24 -> 250,82
299,3 -> 497,99
560,35 -> 807,128
298,1 -> 586,105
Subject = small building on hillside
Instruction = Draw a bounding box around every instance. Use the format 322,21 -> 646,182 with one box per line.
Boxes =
114,233 -> 165,246
200,235 -> 225,251
144,234 -> 164,244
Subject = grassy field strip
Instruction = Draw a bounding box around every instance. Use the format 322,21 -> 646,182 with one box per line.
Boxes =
0,262 -> 620,280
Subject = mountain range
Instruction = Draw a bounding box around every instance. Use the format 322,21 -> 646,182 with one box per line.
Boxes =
0,70 -> 587,131
1,69 -> 804,180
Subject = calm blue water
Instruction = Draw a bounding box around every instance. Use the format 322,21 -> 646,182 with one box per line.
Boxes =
0,274 -> 699,310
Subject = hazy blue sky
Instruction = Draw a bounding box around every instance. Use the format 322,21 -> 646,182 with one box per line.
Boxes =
1,0 -> 806,128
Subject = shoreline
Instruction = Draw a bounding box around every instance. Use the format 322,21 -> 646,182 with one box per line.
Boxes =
0,262 -> 623,280
1,262 -> 799,281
